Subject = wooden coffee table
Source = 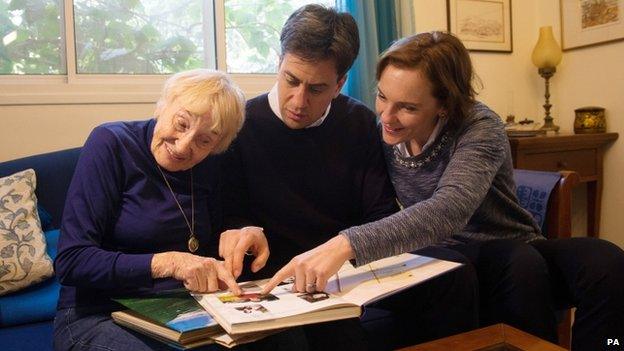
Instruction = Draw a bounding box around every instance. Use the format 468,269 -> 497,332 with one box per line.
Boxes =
399,323 -> 566,351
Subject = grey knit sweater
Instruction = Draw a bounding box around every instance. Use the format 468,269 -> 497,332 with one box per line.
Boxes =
341,102 -> 543,266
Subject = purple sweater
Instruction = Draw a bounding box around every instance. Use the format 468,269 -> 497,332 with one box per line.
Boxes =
55,119 -> 221,310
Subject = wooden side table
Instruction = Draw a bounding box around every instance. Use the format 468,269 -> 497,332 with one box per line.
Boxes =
400,323 -> 566,351
509,133 -> 618,237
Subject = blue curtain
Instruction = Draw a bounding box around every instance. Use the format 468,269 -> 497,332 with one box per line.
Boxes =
336,0 -> 397,109
374,1 -> 398,53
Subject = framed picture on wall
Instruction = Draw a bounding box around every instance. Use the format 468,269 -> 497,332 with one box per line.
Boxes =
560,0 -> 624,50
447,0 -> 513,52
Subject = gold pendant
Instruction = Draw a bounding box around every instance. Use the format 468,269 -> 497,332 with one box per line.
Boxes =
188,235 -> 199,253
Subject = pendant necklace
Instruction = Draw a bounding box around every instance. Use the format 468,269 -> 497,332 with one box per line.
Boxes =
157,165 -> 199,253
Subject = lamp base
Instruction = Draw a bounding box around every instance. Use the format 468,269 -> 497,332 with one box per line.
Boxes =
537,67 -> 559,133
539,121 -> 560,133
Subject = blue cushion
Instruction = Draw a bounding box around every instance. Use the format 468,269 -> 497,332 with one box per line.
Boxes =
44,229 -> 59,260
513,169 -> 560,230
0,230 -> 60,326
38,205 -> 54,232
0,320 -> 53,351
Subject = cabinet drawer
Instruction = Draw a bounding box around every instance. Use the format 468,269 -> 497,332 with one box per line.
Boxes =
519,149 -> 596,176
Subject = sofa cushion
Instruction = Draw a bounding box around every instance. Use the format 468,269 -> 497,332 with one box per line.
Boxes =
513,169 -> 560,229
0,169 -> 54,295
0,230 -> 60,326
0,148 -> 81,230
0,320 -> 54,351
37,206 -> 54,232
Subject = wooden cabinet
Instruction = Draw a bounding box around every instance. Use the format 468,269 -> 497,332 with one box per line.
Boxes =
509,133 -> 618,237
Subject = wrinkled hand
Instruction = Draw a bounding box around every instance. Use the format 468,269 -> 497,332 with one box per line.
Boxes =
261,235 -> 354,294
219,226 -> 269,279
152,252 -> 241,295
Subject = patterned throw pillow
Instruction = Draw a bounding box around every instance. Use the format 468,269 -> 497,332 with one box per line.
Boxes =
0,169 -> 54,295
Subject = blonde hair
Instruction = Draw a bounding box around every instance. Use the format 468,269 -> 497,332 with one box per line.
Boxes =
156,69 -> 246,154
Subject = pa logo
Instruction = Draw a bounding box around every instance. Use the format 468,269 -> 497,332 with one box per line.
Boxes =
607,338 -> 620,346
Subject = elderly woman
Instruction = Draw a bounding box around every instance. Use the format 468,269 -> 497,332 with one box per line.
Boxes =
53,69 -> 246,350
262,32 -> 624,350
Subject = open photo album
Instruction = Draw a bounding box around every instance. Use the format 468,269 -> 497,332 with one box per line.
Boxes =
111,289 -> 275,349
193,253 -> 461,334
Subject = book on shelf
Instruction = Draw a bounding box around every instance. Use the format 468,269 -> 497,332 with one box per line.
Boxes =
111,289 -> 273,349
193,253 -> 461,335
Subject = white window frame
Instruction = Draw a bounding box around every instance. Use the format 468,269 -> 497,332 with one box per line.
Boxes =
0,0 -> 276,106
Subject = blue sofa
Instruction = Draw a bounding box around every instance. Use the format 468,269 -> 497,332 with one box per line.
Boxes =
0,148 -> 81,351
0,147 -> 573,350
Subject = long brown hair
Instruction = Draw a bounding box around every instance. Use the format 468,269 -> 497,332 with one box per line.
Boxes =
377,31 -> 479,129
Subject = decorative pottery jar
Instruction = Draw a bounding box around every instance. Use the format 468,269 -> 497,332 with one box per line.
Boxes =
574,106 -> 606,134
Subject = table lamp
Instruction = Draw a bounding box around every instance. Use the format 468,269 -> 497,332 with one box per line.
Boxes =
531,26 -> 562,132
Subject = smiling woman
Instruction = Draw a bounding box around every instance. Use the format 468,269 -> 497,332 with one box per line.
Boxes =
52,69 -> 249,351
376,65 -> 446,155
151,69 -> 245,171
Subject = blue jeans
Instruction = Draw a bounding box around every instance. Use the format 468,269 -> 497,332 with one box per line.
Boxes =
53,305 -> 226,351
53,305 -> 307,351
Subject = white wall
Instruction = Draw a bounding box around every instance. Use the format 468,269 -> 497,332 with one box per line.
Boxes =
412,0 -> 547,120
0,104 -> 153,160
1,0 -> 622,246
559,33 -> 624,248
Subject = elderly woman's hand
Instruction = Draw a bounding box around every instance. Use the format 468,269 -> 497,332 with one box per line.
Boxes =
219,226 -> 269,279
152,252 -> 242,295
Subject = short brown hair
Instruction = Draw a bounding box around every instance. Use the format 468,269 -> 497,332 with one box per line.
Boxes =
377,32 -> 478,128
280,4 -> 359,79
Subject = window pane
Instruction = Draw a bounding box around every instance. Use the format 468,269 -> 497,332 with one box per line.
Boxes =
225,0 -> 334,74
74,0 -> 215,74
0,0 -> 65,75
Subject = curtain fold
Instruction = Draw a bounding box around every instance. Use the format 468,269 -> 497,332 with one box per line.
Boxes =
374,0 -> 398,53
336,0 -> 397,109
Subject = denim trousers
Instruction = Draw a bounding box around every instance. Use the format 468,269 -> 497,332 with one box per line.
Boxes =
53,304 -> 311,351
53,305 -> 227,351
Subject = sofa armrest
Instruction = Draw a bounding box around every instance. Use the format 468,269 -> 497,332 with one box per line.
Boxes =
0,148 -> 81,229
544,171 -> 581,239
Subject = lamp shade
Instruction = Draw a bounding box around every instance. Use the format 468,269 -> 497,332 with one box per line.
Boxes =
531,26 -> 562,68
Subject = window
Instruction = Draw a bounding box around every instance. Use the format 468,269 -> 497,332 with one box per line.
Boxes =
0,0 -> 65,74
224,0 -> 334,74
1,0 -> 334,76
0,0 -> 335,104
73,0 -> 214,74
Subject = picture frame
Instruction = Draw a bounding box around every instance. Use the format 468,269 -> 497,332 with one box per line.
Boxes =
560,0 -> 624,51
447,0 -> 513,53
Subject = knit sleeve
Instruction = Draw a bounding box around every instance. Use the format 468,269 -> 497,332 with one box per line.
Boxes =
342,108 -> 508,266
55,125 -> 154,289
221,138 -> 256,230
